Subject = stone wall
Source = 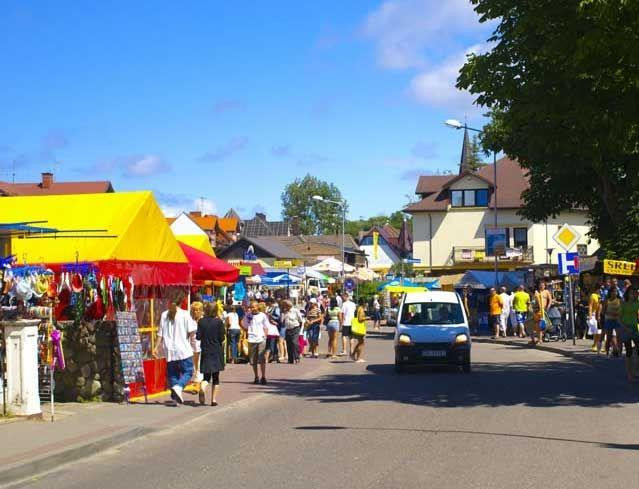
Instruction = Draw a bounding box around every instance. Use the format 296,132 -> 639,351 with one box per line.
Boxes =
54,320 -> 125,402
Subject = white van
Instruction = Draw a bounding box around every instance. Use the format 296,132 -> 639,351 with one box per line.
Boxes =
394,291 -> 471,373
306,278 -> 328,296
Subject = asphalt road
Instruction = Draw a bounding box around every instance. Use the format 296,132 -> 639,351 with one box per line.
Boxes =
16,330 -> 639,489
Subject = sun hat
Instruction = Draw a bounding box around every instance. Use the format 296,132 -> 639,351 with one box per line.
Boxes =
309,297 -> 318,304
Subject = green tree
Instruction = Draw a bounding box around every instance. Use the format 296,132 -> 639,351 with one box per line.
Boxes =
281,174 -> 348,235
344,212 -> 411,239
457,0 -> 639,259
467,134 -> 487,171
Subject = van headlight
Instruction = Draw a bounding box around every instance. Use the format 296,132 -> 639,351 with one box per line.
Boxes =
454,334 -> 469,344
398,334 -> 412,345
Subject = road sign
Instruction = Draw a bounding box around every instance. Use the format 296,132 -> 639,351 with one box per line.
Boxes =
558,252 -> 580,275
273,260 -> 293,268
553,223 -> 581,251
402,258 -> 421,264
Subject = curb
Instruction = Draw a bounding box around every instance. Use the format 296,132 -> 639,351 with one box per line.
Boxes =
472,337 -> 600,367
0,426 -> 154,488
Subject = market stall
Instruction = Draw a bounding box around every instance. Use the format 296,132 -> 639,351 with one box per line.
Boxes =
0,191 -> 192,401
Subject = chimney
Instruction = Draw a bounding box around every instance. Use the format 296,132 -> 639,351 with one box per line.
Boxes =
41,172 -> 54,189
190,211 -> 202,218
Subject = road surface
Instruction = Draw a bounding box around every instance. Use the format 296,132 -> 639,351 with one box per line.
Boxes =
15,330 -> 639,489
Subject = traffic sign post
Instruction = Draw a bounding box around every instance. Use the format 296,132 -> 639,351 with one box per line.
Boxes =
558,252 -> 579,345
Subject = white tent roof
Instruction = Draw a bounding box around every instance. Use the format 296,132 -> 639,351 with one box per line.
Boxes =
170,212 -> 208,236
311,257 -> 355,273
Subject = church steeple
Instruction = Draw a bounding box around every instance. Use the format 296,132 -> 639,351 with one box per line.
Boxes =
459,127 -> 473,174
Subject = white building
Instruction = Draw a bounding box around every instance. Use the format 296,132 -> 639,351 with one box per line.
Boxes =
405,131 -> 597,274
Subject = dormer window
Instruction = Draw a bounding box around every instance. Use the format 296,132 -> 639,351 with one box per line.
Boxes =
451,189 -> 489,208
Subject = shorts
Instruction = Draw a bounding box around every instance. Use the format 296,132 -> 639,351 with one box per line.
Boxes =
603,319 -> 621,331
265,336 -> 279,352
351,333 -> 365,340
515,312 -> 528,325
279,327 -> 287,339
202,371 -> 220,385
248,341 -> 266,365
307,324 -> 320,343
342,325 -> 351,337
373,310 -> 381,321
490,315 -> 501,326
327,320 -> 340,332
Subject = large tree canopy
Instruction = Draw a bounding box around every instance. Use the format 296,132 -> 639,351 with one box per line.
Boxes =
458,0 -> 639,259
281,174 -> 348,235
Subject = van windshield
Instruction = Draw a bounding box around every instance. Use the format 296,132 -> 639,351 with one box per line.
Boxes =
400,302 -> 464,325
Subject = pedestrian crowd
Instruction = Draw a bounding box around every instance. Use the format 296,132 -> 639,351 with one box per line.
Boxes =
477,276 -> 639,383
153,291 -> 373,406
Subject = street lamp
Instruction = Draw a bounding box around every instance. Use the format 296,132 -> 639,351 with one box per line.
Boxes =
312,195 -> 346,279
444,119 -> 499,288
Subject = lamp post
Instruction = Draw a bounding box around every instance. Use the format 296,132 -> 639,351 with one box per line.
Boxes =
445,119 -> 499,288
312,195 -> 346,280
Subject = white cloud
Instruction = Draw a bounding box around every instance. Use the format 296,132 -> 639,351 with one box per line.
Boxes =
159,196 -> 218,218
409,44 -> 484,110
363,0 -> 486,70
124,155 -> 171,177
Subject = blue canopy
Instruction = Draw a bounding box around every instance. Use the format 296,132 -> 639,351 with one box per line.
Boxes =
454,270 -> 525,291
377,278 -> 439,291
261,272 -> 302,287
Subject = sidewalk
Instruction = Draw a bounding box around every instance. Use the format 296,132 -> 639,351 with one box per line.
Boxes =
472,336 -> 626,368
0,356 -> 328,487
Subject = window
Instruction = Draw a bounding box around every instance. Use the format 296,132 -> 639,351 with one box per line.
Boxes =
463,190 -> 475,206
450,189 -> 489,208
400,301 -> 465,325
513,227 -> 528,248
476,189 -> 489,207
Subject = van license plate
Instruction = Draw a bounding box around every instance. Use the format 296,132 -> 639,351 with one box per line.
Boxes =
422,350 -> 446,358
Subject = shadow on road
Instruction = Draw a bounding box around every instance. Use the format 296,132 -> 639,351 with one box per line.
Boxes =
260,360 -> 639,408
293,425 -> 639,451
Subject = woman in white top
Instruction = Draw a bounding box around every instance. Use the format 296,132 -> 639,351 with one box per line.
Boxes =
225,305 -> 241,364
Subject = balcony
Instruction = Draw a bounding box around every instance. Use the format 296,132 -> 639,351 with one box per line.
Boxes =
452,246 -> 534,265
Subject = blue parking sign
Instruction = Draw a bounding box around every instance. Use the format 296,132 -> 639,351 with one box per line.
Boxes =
558,252 -> 580,275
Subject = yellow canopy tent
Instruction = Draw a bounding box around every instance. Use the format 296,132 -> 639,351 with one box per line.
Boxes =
1,191 -> 189,284
385,285 -> 429,293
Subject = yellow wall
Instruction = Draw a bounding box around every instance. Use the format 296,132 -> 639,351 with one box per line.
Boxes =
412,208 -> 597,269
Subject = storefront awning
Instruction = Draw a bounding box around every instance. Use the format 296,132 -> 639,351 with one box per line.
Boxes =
179,243 -> 239,284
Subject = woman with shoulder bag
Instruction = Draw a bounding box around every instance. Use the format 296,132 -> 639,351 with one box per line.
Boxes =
350,297 -> 367,362
197,302 -> 226,406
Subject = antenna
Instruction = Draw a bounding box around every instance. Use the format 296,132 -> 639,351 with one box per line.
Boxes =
199,196 -> 205,214
12,159 -> 16,184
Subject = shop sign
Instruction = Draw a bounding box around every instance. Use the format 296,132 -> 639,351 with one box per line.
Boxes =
274,260 -> 293,269
485,228 -> 507,256
603,259 -> 638,276
239,265 -> 252,276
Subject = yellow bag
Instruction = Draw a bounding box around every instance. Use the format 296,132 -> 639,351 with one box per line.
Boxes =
351,318 -> 367,336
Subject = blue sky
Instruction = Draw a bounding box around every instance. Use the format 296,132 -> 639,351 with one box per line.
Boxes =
0,1 -> 494,220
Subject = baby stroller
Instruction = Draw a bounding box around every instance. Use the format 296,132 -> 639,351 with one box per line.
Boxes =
542,305 -> 567,342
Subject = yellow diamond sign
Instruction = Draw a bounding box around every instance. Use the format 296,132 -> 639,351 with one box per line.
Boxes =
552,223 -> 581,251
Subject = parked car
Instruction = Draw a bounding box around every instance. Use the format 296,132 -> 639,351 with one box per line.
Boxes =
384,306 -> 398,326
394,291 -> 471,373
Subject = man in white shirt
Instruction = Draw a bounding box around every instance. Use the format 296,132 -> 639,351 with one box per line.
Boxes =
154,295 -> 196,404
241,301 -> 270,385
499,287 -> 512,337
339,293 -> 356,356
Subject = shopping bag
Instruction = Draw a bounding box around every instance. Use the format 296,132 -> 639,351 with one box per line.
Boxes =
351,318 -> 367,336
